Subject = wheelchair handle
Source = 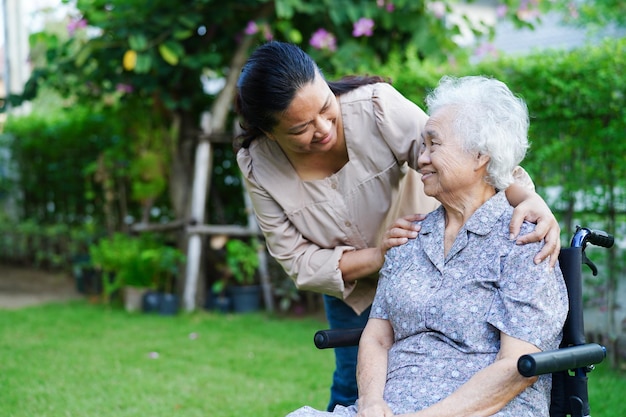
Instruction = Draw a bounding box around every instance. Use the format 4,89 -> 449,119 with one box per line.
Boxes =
314,328 -> 363,349
570,226 -> 614,276
571,226 -> 614,249
517,343 -> 606,377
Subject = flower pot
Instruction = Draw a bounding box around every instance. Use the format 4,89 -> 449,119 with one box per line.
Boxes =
142,290 -> 162,313
77,268 -> 102,295
230,285 -> 261,313
159,293 -> 178,315
205,291 -> 232,314
72,255 -> 101,295
215,296 -> 232,313
124,286 -> 149,312
141,291 -> 179,315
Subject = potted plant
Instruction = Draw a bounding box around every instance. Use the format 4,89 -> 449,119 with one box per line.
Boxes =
89,233 -> 155,311
140,244 -> 186,315
225,238 -> 261,313
273,277 -> 303,315
119,240 -> 159,313
208,275 -> 232,314
89,233 -> 185,314
88,233 -> 132,306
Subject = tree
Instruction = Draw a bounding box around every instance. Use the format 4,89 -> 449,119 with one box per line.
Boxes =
14,0 -> 546,225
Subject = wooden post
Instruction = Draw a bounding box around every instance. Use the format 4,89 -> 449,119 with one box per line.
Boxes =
183,112 -> 212,311
242,188 -> 274,312
182,113 -> 275,312
3,0 -> 31,115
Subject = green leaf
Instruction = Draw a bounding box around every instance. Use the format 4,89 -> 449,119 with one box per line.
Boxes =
287,28 -> 303,44
159,43 -> 180,66
134,53 -> 152,73
173,29 -> 194,40
74,44 -> 92,67
159,44 -> 178,66
177,15 -> 199,29
275,0 -> 294,18
128,34 -> 148,51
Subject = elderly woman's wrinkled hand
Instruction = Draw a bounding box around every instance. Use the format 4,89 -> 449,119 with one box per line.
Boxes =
355,398 -> 394,417
509,194 -> 561,268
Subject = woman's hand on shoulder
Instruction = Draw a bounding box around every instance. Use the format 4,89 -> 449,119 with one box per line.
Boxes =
381,214 -> 424,252
368,214 -> 425,276
509,194 -> 561,268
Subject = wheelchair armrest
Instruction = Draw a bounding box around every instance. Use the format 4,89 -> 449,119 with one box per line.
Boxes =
314,328 -> 364,349
517,343 -> 606,377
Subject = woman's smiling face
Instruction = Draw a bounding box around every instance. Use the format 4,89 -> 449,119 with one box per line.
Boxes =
265,72 -> 340,155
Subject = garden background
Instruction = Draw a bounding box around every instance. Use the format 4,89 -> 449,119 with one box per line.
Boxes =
0,1 -> 625,415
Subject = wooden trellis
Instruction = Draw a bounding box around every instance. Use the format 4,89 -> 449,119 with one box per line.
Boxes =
133,113 -> 273,313
183,113 -> 273,312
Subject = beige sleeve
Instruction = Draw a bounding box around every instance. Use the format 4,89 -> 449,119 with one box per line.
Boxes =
372,83 -> 429,169
513,166 -> 535,191
371,83 -> 440,241
237,148 -> 355,300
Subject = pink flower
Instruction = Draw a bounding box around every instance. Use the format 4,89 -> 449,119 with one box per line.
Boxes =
262,24 -> 274,41
67,18 -> 87,36
377,0 -> 394,10
568,2 -> 580,19
517,8 -> 540,21
496,4 -> 508,18
474,42 -> 498,59
516,0 -> 540,22
244,21 -> 272,40
429,1 -> 446,19
244,21 -> 258,35
309,28 -> 337,51
352,18 -> 374,37
115,83 -> 133,94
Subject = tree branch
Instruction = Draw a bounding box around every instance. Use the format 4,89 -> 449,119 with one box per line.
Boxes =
209,2 -> 274,134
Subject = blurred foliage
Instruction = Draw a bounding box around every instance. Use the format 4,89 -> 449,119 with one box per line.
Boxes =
551,0 -> 626,29
472,37 -> 626,233
0,0 -> 559,230
15,0 -> 543,111
225,238 -> 260,286
89,232 -> 185,302
1,100 -> 122,225
0,214 -> 101,271
1,0 -> 625,322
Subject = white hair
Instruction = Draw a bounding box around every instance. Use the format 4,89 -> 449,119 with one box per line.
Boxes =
425,75 -> 529,190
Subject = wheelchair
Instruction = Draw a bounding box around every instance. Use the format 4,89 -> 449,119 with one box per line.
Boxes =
314,226 -> 614,417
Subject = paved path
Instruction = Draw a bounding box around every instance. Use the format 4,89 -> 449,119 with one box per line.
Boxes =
0,264 -> 82,309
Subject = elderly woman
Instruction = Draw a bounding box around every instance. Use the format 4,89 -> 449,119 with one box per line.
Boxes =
287,75 -> 569,417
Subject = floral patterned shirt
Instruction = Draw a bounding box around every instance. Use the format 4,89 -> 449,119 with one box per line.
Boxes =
287,191 -> 568,417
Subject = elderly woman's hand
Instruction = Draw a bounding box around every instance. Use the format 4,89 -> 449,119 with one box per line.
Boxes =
355,398 -> 394,417
509,193 -> 561,268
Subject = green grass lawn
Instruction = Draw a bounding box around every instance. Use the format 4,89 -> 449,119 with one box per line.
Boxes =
0,302 -> 334,417
1,301 -> 625,417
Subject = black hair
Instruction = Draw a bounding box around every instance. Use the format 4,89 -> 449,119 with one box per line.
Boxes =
234,41 -> 389,149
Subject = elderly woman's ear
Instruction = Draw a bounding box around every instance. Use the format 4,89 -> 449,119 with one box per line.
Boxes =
474,152 -> 490,171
